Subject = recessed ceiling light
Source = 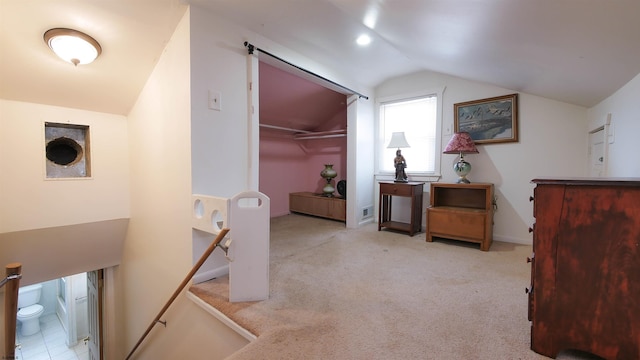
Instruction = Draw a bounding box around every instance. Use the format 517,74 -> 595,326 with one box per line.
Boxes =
44,28 -> 102,66
356,34 -> 371,46
363,8 -> 378,29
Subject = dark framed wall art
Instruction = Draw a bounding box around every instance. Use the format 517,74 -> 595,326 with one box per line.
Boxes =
454,93 -> 519,144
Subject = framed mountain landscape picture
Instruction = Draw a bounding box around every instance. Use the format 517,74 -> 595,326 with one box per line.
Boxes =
454,93 -> 519,144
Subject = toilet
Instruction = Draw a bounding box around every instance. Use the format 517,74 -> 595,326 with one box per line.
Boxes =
17,283 -> 45,336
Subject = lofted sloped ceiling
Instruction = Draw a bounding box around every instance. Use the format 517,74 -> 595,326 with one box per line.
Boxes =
259,62 -> 347,132
1,0 -> 640,118
0,0 -> 187,115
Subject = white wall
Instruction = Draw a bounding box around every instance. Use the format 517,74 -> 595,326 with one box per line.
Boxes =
117,9 -> 248,360
349,95 -> 376,226
588,72 -> 640,177
189,9 -> 252,198
0,100 -> 130,233
376,71 -> 589,244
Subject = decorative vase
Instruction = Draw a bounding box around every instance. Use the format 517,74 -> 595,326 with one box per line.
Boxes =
320,164 -> 337,196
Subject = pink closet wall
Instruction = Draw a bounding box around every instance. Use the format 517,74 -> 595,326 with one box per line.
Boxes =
258,62 -> 348,218
259,120 -> 347,218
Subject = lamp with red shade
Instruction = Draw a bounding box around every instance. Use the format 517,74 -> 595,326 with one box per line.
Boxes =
443,132 -> 479,183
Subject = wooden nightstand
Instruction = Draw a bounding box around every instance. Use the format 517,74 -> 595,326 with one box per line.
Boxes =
378,181 -> 424,236
426,182 -> 494,251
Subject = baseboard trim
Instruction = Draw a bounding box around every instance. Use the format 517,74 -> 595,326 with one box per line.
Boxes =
493,234 -> 532,245
192,265 -> 229,285
358,217 -> 375,227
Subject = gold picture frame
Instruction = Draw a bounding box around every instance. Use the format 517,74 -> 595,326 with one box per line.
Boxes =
454,93 -> 519,144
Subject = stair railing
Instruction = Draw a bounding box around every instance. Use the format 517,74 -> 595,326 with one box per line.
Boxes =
125,228 -> 230,360
2,262 -> 22,360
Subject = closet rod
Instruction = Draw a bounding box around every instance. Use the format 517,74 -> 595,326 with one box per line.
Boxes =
244,41 -> 369,100
293,134 -> 346,140
294,129 -> 346,140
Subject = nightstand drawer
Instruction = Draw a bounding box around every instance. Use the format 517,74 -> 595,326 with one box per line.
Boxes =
380,182 -> 413,196
427,208 -> 486,240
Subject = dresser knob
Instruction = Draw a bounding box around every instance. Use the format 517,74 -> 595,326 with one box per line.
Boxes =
529,196 -> 534,202
525,286 -> 533,294
527,257 -> 533,263
529,227 -> 533,233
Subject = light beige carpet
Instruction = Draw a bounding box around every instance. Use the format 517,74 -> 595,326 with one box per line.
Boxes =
190,214 -> 602,360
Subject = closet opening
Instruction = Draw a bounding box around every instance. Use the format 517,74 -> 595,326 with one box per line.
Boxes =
247,41 -> 367,228
257,60 -> 349,221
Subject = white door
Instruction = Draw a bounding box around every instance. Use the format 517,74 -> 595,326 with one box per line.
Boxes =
87,270 -> 103,360
589,127 -> 605,177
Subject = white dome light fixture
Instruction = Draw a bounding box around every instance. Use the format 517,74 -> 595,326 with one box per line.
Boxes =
44,28 -> 102,66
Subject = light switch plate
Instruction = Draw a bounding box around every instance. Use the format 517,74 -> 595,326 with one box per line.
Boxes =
208,90 -> 221,111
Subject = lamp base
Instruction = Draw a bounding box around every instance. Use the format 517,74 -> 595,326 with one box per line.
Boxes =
453,159 -> 472,184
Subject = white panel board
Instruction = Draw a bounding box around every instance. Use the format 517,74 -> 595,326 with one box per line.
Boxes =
228,191 -> 270,302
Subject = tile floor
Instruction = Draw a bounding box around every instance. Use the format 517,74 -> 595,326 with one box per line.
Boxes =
15,314 -> 89,360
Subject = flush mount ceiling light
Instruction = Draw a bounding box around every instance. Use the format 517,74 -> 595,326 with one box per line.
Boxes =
44,28 -> 102,66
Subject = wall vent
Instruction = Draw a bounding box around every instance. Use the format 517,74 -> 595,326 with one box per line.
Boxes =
45,122 -> 91,178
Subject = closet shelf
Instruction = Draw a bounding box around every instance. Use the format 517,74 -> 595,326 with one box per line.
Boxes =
259,124 -> 346,140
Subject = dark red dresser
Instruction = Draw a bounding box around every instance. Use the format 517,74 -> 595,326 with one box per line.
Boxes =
529,178 -> 640,359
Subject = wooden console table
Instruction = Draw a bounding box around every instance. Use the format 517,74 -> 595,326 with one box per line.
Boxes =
426,182 -> 494,251
289,192 -> 346,222
378,181 -> 424,236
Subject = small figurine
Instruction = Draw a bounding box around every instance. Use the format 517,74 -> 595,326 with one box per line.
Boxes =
394,149 -> 408,182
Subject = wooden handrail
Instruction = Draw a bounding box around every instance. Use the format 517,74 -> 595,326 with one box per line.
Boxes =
3,262 -> 22,360
125,228 -> 230,360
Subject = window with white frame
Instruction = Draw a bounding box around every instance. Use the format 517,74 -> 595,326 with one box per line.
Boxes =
378,93 -> 439,175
